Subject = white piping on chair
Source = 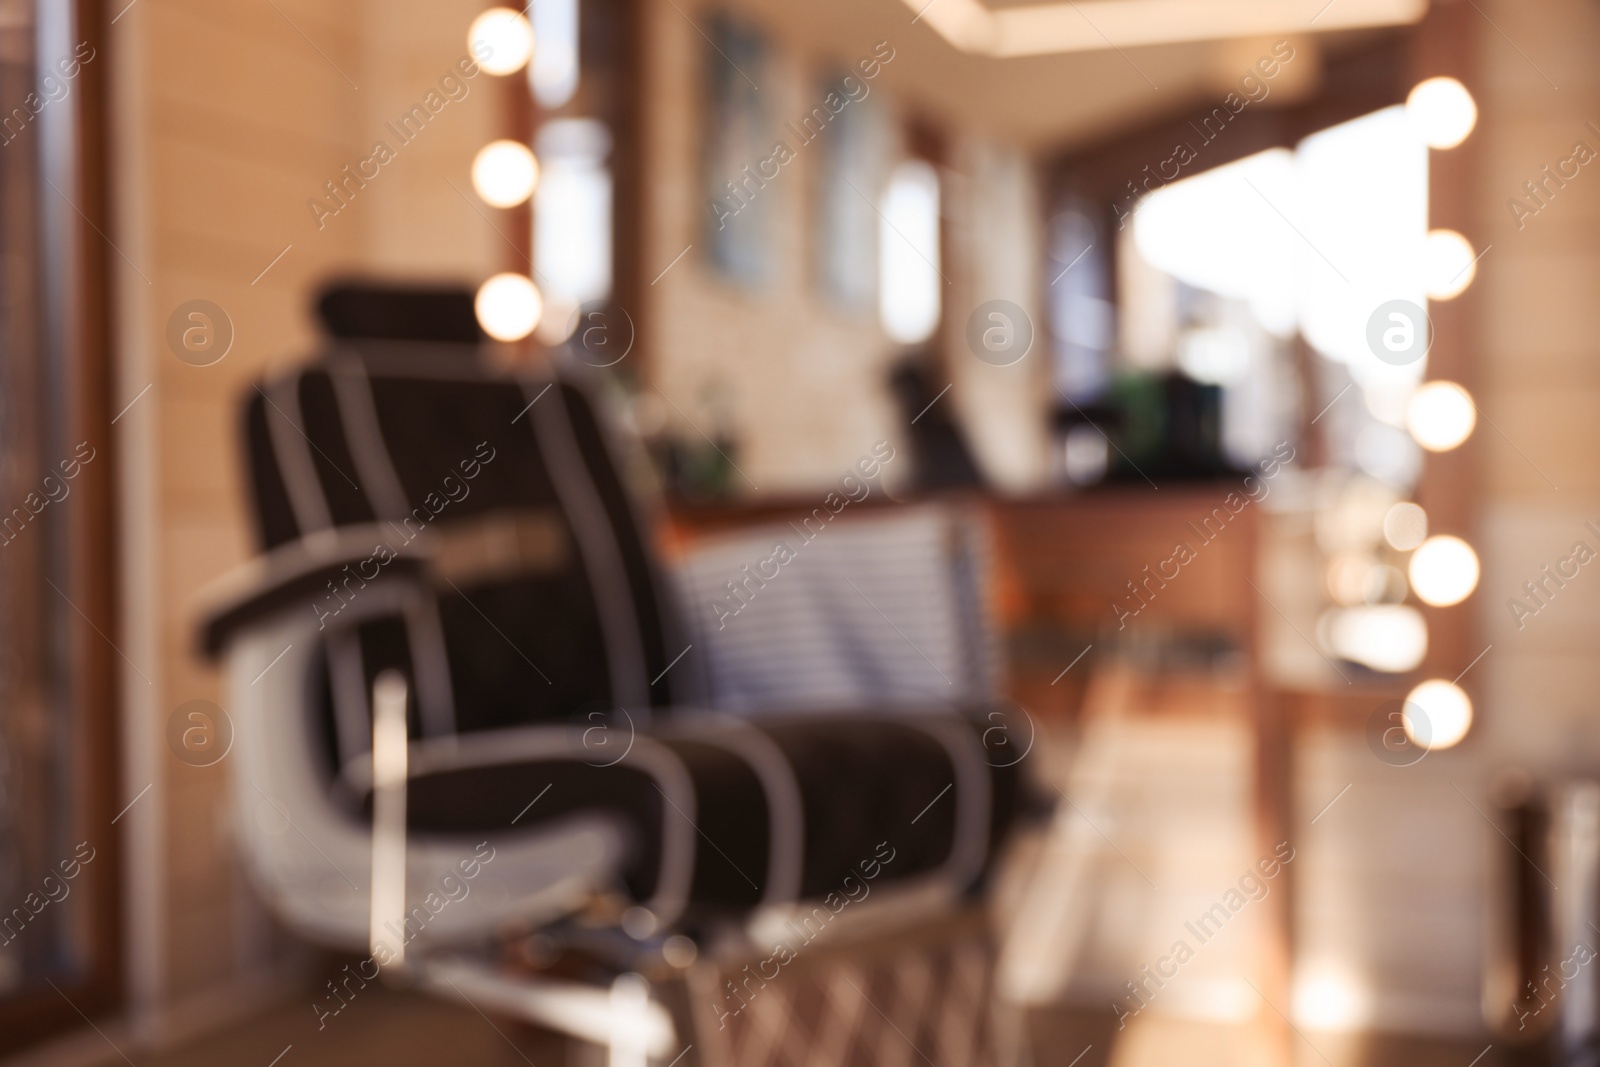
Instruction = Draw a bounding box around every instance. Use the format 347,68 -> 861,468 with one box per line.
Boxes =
669,715 -> 805,905
340,725 -> 700,925
230,618 -> 626,951
263,374 -> 334,537
312,577 -> 457,746
327,354 -> 410,520
526,379 -> 650,710
326,356 -> 458,738
403,594 -> 459,740
907,716 -> 993,891
561,365 -> 705,708
194,522 -> 428,622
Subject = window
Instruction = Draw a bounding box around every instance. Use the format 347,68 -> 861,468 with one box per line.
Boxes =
878,159 -> 941,344
1128,107 -> 1429,479
534,119 -> 614,343
531,0 -> 579,109
525,0 -> 634,347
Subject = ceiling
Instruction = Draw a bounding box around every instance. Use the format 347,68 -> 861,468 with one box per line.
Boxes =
728,0 -> 1419,152
899,0 -> 1424,58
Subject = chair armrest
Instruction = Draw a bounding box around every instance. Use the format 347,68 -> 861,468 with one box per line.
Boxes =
195,525 -> 430,658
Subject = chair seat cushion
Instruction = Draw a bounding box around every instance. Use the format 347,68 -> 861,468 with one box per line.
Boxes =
348,712 -> 1012,924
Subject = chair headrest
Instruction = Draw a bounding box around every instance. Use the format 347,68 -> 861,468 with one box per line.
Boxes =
316,280 -> 483,344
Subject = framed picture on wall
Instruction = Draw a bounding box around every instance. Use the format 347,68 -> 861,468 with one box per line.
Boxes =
813,69 -> 885,313
701,12 -> 771,282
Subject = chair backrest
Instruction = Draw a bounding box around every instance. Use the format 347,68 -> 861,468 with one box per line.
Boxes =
243,345 -> 694,780
674,505 -> 1001,713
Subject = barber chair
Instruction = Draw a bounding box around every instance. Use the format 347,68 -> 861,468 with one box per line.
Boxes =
198,285 -> 1025,1065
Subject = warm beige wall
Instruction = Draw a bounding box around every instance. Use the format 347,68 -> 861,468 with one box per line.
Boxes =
111,0 -> 502,1036
1475,0 -> 1600,764
1472,0 -> 1600,1017
638,0 -> 1052,495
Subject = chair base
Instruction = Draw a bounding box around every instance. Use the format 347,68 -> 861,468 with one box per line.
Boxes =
410,908 -> 1013,1067
686,907 -> 1013,1067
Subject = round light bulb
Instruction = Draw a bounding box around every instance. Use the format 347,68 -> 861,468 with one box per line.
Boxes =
469,8 -> 534,76
1383,502 -> 1428,551
1406,77 -> 1477,149
474,273 -> 543,341
1409,534 -> 1479,607
1424,229 -> 1477,300
1407,381 -> 1476,452
472,140 -> 539,208
1403,679 -> 1472,750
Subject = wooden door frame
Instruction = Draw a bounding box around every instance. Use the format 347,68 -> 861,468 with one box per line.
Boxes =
0,0 -> 122,1054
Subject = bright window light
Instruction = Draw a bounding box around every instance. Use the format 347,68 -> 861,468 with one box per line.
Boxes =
1176,326 -> 1252,384
470,8 -> 534,76
1409,534 -> 1479,606
1293,963 -> 1371,1030
1424,229 -> 1477,299
1383,502 -> 1428,551
1133,148 -> 1298,337
1324,604 -> 1428,673
534,119 -> 613,343
475,273 -> 543,341
1408,380 -> 1476,451
879,160 -> 942,345
532,0 -> 579,108
1404,678 -> 1472,749
1133,108 -> 1429,390
1296,107 -> 1429,381
1406,77 -> 1477,149
472,140 -> 539,208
